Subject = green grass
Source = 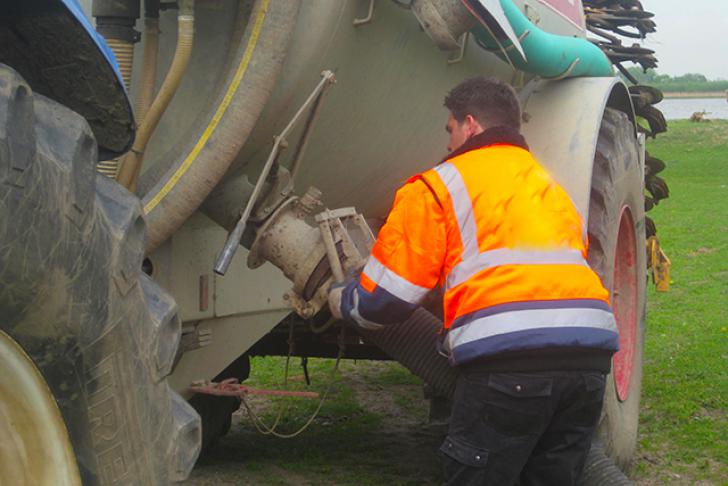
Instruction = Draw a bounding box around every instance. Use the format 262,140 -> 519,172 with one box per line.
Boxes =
187,358 -> 439,485
187,121 -> 728,485
633,120 -> 728,484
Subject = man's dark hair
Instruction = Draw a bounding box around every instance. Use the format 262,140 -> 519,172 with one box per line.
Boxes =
444,77 -> 521,131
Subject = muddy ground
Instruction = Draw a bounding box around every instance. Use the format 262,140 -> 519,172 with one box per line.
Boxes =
184,361 -> 444,485
183,361 -> 716,485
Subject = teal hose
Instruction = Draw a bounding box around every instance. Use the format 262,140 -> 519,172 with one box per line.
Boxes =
471,0 -> 613,78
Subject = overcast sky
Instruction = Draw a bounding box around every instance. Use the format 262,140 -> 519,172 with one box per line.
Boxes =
639,0 -> 728,79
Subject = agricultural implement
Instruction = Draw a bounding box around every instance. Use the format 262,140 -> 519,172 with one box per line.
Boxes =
0,0 -> 670,483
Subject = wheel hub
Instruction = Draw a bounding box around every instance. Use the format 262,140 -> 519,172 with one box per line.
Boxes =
0,330 -> 81,485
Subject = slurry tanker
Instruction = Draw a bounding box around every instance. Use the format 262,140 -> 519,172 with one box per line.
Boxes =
1,0 -> 669,483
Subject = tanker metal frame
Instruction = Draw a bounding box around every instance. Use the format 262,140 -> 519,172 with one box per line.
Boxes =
0,0 -> 663,483
128,1 -> 630,380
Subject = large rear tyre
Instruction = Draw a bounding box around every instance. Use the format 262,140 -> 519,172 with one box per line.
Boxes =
587,108 -> 647,470
0,64 -> 201,484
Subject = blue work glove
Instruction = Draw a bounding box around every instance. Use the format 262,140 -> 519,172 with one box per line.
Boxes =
328,278 -> 386,331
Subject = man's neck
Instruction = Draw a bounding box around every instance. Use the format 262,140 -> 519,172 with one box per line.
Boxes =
442,126 -> 529,164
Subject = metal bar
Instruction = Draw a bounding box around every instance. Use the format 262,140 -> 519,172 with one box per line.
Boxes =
213,71 -> 336,275
333,217 -> 359,264
278,71 -> 335,149
318,217 -> 346,283
189,378 -> 320,399
447,32 -> 469,65
214,136 -> 283,275
353,0 -> 375,26
354,214 -> 376,250
289,86 -> 330,182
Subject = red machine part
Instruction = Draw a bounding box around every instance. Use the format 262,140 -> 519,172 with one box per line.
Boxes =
189,378 -> 320,399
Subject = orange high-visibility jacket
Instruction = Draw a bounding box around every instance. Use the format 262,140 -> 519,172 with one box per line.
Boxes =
340,127 -> 618,366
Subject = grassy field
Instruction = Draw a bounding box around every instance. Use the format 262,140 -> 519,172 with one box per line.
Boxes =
663,92 -> 727,99
632,120 -> 728,484
186,120 -> 728,485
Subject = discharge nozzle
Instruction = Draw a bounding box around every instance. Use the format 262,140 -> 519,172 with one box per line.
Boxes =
247,187 -> 374,319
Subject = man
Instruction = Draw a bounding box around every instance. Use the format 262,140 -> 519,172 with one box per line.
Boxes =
329,77 -> 618,485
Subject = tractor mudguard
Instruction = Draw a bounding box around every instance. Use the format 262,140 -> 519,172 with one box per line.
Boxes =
0,0 -> 134,159
519,76 -> 639,221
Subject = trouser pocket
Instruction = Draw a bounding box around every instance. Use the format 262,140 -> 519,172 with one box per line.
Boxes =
480,373 -> 553,437
442,372 -> 555,485
440,435 -> 489,485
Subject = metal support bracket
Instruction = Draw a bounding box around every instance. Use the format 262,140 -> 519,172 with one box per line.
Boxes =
447,32 -> 469,65
647,236 -> 670,292
278,207 -> 374,321
315,207 -> 375,284
214,70 -> 336,276
353,0 -> 376,26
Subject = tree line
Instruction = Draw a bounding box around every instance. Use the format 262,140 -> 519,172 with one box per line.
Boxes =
625,68 -> 728,93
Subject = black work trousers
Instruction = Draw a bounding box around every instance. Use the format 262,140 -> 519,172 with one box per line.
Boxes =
440,367 -> 606,486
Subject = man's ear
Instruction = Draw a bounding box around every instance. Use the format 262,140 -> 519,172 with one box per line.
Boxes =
464,114 -> 481,138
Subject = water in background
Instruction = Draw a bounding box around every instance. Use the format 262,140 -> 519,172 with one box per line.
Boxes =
657,97 -> 728,120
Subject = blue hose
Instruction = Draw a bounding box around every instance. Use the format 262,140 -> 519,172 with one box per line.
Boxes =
470,0 -> 613,79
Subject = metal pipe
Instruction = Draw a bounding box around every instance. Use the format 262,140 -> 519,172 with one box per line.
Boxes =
289,87 -> 329,183
135,16 -> 160,123
92,0 -> 139,86
97,37 -> 134,178
412,0 -> 476,50
106,38 -> 135,89
117,0 -> 196,190
93,0 -> 140,177
470,0 -> 613,78
318,218 -> 345,283
213,136 -> 285,275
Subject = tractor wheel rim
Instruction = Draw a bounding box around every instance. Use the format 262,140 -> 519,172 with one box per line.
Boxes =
612,206 -> 638,402
0,330 -> 81,485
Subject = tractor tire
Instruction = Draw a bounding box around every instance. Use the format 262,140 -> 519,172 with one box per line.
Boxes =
0,64 -> 201,484
587,107 -> 647,471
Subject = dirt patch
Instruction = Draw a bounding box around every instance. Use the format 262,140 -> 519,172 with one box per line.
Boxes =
184,361 -> 446,485
632,441 -> 725,486
345,362 -> 427,423
186,361 -> 721,485
344,362 -> 446,482
687,247 -> 718,257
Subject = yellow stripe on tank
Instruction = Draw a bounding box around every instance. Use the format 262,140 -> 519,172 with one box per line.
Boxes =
143,0 -> 270,214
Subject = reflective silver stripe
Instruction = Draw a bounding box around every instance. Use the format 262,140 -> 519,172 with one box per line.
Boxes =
433,163 -> 479,259
362,256 -> 430,304
446,248 -> 589,289
350,288 -> 385,331
444,307 -> 617,352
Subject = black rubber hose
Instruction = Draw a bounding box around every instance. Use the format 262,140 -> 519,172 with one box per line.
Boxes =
580,441 -> 634,485
361,308 -> 632,486
360,308 -> 457,399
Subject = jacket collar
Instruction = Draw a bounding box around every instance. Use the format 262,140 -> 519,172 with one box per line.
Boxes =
441,125 -> 529,164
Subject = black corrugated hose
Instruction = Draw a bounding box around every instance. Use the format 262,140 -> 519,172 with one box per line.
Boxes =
360,308 -> 633,485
